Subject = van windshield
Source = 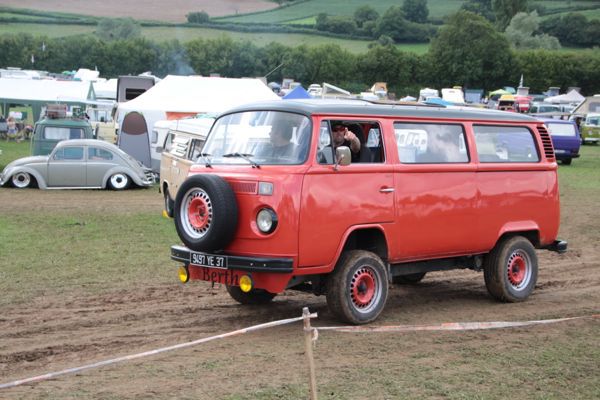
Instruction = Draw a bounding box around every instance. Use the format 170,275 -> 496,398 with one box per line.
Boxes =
202,111 -> 311,165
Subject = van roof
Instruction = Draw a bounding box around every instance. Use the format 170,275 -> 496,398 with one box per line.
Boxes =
224,99 -> 539,123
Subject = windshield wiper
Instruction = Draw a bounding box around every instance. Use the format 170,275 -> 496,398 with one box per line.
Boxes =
199,152 -> 212,168
222,152 -> 260,168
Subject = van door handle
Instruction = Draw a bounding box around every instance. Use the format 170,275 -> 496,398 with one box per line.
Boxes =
379,187 -> 395,193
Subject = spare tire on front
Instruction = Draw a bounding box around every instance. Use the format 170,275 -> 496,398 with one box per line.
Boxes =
174,174 -> 238,252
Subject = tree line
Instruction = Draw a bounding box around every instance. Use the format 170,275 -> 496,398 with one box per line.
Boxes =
1,11 -> 599,96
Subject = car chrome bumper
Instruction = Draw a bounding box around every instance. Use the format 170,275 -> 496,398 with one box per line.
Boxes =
170,245 -> 294,273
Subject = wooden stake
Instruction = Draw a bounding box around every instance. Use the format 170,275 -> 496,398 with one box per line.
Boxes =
303,307 -> 318,400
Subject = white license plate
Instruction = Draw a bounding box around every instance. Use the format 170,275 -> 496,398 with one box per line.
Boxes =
190,251 -> 227,269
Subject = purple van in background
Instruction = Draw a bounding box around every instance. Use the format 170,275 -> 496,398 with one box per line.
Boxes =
540,118 -> 581,165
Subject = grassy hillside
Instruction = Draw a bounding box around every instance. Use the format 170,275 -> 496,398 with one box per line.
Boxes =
217,0 -> 465,23
0,23 -> 429,54
0,1 -> 598,56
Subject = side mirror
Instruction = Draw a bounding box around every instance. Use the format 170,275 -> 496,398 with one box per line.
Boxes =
335,146 -> 351,167
156,146 -> 163,153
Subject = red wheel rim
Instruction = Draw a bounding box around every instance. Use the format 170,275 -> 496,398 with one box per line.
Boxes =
188,195 -> 210,230
351,267 -> 376,308
507,252 -> 527,286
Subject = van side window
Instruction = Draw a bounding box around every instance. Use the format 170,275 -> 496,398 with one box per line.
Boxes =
170,135 -> 190,158
474,125 -> 539,163
394,123 -> 468,163
317,120 -> 384,164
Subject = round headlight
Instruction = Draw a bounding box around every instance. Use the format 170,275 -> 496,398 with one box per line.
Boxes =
256,208 -> 278,234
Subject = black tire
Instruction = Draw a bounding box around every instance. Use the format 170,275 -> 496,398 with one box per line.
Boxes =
226,285 -> 277,305
326,250 -> 389,325
393,272 -> 426,284
562,158 -> 572,165
174,174 -> 238,252
108,173 -> 130,190
11,172 -> 32,188
484,236 -> 538,302
164,187 -> 174,218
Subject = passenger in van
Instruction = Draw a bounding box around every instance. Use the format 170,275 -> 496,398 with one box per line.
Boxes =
332,123 -> 361,156
318,122 -> 362,164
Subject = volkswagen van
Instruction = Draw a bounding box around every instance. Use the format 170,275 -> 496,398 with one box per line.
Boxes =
540,118 -> 580,165
31,105 -> 94,156
169,100 -> 566,324
580,113 -> 600,144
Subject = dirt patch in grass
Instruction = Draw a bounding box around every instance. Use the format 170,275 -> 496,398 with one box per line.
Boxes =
1,154 -> 599,398
1,0 -> 278,22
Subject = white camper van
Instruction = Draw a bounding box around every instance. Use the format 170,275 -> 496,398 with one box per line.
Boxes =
159,117 -> 214,216
152,117 -> 214,173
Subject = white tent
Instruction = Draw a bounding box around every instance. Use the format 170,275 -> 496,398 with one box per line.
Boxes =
116,75 -> 280,135
544,89 -> 585,104
0,77 -> 95,120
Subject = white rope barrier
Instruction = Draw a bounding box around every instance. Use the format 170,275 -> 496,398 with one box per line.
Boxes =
315,314 -> 598,333
1,311 -> 596,392
0,311 -> 318,390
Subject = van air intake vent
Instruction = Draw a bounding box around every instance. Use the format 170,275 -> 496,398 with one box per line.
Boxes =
537,125 -> 555,160
229,180 -> 258,194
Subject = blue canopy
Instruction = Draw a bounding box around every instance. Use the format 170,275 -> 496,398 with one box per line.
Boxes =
283,85 -> 311,100
424,97 -> 452,107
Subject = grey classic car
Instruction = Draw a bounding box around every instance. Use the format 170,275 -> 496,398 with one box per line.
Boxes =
0,139 -> 155,190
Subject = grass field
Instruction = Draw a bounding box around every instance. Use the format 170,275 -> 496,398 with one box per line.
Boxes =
217,0 -> 465,22
0,23 -> 429,54
1,0 -> 598,55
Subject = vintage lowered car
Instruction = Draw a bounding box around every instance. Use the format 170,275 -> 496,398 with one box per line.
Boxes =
0,139 -> 155,190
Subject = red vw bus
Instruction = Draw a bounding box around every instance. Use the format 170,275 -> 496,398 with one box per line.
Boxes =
170,100 -> 566,324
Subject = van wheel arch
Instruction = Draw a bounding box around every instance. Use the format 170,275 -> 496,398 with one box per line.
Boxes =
341,227 -> 389,262
484,235 -> 538,302
163,184 -> 174,218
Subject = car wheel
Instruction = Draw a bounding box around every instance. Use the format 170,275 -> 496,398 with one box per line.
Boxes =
226,285 -> 277,305
562,158 -> 572,166
108,173 -> 130,190
484,236 -> 538,302
164,188 -> 174,218
393,272 -> 426,284
326,250 -> 388,325
174,174 -> 238,252
11,172 -> 32,188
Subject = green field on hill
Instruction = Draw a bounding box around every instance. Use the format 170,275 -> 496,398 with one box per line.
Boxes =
0,0 -> 598,56
0,23 -> 429,54
217,0 -> 464,22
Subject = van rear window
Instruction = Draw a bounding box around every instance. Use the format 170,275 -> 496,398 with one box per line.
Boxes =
393,123 -> 468,164
474,125 -> 539,163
